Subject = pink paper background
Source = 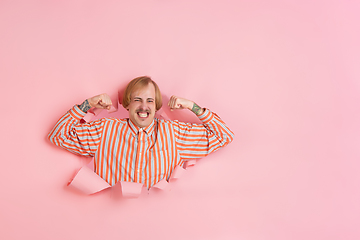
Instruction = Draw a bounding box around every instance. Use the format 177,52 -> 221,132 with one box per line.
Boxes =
1,0 -> 359,239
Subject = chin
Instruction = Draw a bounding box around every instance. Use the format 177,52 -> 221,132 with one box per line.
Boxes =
134,118 -> 153,128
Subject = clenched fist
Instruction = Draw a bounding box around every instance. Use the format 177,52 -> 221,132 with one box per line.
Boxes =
168,95 -> 204,115
88,93 -> 113,110
168,96 -> 194,111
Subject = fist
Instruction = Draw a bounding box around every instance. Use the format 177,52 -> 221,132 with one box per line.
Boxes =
88,93 -> 113,110
168,95 -> 193,111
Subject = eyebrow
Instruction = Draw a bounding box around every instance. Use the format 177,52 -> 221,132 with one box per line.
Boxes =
134,97 -> 154,101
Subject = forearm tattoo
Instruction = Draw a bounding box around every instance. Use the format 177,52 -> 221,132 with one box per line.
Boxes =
192,103 -> 203,116
78,99 -> 91,113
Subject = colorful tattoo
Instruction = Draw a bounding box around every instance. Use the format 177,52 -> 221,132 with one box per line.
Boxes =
78,99 -> 91,113
192,103 -> 203,115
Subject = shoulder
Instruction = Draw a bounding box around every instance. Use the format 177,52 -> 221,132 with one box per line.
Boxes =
156,118 -> 180,126
156,118 -> 193,129
100,117 -> 129,125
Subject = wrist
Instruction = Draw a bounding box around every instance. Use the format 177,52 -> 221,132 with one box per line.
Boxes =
191,103 -> 204,115
87,98 -> 94,108
78,99 -> 92,113
187,101 -> 195,110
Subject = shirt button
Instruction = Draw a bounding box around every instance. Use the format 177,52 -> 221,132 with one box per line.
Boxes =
136,169 -> 140,173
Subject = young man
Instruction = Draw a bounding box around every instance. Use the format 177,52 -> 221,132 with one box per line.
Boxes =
48,76 -> 234,189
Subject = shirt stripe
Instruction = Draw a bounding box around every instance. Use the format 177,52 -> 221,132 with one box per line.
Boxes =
48,105 -> 234,188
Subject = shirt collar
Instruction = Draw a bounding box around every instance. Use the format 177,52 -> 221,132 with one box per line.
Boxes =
128,118 -> 155,136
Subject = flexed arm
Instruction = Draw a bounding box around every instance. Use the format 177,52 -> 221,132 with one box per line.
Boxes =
48,93 -> 112,157
168,95 -> 234,160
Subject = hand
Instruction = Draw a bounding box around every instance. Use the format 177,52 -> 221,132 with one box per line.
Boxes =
168,95 -> 194,111
88,93 -> 113,110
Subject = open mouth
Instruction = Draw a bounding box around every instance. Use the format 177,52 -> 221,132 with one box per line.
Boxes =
136,108 -> 151,119
137,112 -> 149,118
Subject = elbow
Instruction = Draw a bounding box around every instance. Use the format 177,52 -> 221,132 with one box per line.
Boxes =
224,130 -> 235,146
47,135 -> 54,145
215,129 -> 234,148
217,133 -> 234,149
224,135 -> 234,147
47,132 -> 56,145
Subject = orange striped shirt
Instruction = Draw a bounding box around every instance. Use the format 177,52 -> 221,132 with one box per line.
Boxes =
48,105 -> 234,188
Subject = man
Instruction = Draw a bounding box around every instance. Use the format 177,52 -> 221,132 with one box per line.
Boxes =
48,76 -> 234,189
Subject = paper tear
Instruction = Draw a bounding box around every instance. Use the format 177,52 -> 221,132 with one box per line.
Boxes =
184,159 -> 197,168
156,108 -> 171,120
67,161 -> 189,198
169,165 -> 186,181
108,105 -> 117,113
120,181 -> 144,198
90,108 -> 103,116
83,112 -> 95,123
152,178 -> 170,190
68,167 -> 110,195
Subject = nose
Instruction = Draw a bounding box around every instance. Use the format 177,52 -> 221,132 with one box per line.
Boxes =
139,101 -> 149,110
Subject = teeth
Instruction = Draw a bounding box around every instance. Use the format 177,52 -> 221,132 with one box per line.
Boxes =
138,113 -> 148,117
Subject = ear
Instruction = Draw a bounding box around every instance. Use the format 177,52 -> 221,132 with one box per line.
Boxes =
122,103 -> 129,111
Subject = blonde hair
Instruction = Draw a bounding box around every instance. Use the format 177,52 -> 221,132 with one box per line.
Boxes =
122,76 -> 163,111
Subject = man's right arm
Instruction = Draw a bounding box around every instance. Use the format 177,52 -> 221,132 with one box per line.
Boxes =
48,93 -> 112,157
78,99 -> 92,113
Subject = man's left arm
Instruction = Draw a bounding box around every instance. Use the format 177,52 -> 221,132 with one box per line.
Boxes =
169,96 -> 234,159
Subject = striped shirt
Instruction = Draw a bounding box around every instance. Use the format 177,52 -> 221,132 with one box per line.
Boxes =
48,105 -> 234,189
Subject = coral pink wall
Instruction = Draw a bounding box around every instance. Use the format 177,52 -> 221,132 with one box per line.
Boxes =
1,0 -> 359,239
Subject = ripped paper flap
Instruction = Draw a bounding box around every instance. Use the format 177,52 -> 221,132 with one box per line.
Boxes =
108,105 -> 117,113
169,165 -> 186,181
68,167 -> 110,195
184,159 -> 197,168
156,108 -> 171,120
152,178 -> 170,190
90,108 -> 103,116
68,163 -> 188,197
83,112 -> 95,123
120,181 -> 144,198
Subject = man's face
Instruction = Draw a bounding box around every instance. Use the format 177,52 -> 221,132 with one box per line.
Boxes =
127,83 -> 156,128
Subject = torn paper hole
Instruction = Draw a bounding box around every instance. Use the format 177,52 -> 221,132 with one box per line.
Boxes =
67,161 -> 189,198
